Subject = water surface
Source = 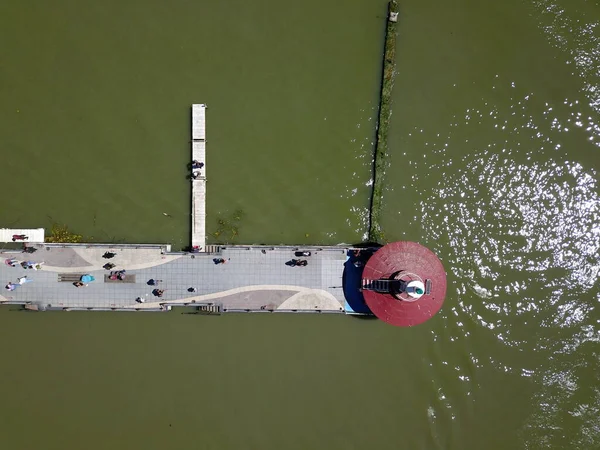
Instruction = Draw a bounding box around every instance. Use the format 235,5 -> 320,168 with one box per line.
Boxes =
1,0 -> 600,448
382,0 -> 600,447
0,0 -> 383,246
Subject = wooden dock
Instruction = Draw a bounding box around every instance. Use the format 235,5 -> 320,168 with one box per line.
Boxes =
191,104 -> 207,250
0,228 -> 45,243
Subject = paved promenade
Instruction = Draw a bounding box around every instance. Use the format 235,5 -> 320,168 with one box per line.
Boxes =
1,244 -> 350,312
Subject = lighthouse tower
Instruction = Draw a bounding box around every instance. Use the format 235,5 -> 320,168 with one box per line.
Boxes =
360,241 -> 447,326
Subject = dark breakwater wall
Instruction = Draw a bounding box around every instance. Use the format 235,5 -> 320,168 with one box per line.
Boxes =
368,1 -> 398,243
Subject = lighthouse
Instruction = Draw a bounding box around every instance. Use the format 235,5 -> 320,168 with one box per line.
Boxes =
359,241 -> 447,327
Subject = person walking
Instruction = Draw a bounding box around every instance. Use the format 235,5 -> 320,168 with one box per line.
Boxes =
5,282 -> 18,291
17,276 -> 32,284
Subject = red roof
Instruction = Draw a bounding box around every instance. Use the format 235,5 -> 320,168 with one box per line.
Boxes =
362,241 -> 447,326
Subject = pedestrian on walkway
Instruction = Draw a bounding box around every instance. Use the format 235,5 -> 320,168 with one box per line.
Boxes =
17,276 -> 32,284
12,234 -> 28,241
153,289 -> 165,297
102,251 -> 116,259
147,279 -> 162,286
5,282 -> 18,291
188,287 -> 196,293
213,258 -> 228,265
103,263 -> 116,270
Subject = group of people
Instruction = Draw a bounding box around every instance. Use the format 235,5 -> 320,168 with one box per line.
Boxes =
289,259 -> 308,267
4,247 -> 204,303
102,253 -> 127,281
352,249 -> 367,268
109,270 -> 127,281
102,252 -> 177,301
103,253 -> 134,287
135,282 -> 166,302
4,256 -> 40,291
103,253 -> 171,300
144,279 -> 199,300
5,258 -> 43,270
5,276 -> 32,291
191,160 -> 205,180
284,250 -> 313,267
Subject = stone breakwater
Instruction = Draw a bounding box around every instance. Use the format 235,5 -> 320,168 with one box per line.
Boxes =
368,1 -> 398,243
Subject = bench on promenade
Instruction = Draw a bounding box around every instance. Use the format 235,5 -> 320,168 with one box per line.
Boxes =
58,273 -> 88,282
104,274 -> 136,283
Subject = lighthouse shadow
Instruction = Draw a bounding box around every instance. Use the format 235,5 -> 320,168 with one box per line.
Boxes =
342,250 -> 374,315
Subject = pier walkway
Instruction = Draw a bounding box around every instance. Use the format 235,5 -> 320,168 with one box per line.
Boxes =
191,104 -> 206,250
0,244 -> 353,313
0,228 -> 45,243
0,105 -> 375,316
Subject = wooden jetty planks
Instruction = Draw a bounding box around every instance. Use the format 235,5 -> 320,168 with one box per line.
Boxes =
191,104 -> 207,250
0,228 -> 45,243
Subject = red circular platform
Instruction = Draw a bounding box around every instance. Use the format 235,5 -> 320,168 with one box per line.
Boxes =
362,241 -> 447,327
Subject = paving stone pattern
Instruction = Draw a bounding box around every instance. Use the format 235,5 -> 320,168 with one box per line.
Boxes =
0,245 -> 349,311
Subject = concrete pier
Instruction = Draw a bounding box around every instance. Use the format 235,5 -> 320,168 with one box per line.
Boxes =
0,105 -> 379,318
0,244 -> 352,313
191,104 -> 207,250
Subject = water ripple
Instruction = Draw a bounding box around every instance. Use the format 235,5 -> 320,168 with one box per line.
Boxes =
412,78 -> 600,446
425,153 -> 600,328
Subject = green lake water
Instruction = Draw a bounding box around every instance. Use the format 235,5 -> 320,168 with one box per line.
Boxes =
1,0 -> 600,448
